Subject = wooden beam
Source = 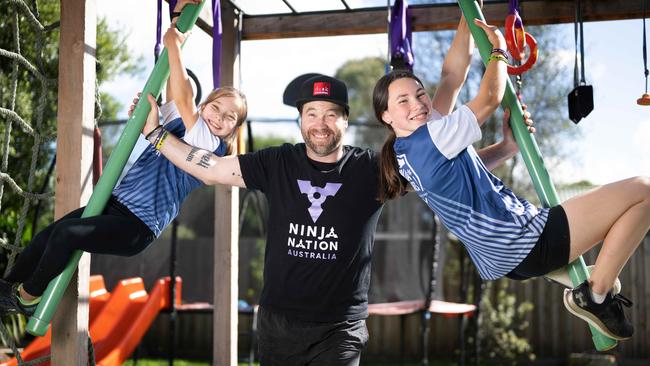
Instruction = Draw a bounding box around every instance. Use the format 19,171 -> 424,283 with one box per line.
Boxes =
213,3 -> 240,366
234,0 -> 647,40
53,0 -> 95,364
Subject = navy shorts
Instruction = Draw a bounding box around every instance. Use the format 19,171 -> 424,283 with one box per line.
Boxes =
506,205 -> 571,280
257,306 -> 368,366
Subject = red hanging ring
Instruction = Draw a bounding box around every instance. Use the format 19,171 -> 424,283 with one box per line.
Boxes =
507,32 -> 538,75
505,13 -> 527,61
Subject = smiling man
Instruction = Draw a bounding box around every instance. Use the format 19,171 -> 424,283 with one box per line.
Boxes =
141,74 -> 383,365
297,76 -> 349,161
247,76 -> 383,365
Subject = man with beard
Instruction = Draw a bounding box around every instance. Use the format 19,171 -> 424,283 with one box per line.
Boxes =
141,74 -> 381,365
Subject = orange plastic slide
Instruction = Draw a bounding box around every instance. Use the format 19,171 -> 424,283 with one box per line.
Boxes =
1,275 -> 181,366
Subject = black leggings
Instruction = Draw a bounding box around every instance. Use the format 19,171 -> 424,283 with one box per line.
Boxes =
5,197 -> 154,296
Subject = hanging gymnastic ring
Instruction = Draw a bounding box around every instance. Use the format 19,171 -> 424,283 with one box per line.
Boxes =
505,13 -> 527,61
507,32 -> 538,75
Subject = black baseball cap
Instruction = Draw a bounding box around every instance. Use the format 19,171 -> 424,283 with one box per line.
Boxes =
292,74 -> 350,116
283,73 -> 323,107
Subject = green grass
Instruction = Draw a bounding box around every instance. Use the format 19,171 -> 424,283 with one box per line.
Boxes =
125,362 -> 257,366
124,360 -> 211,366
127,360 -> 448,366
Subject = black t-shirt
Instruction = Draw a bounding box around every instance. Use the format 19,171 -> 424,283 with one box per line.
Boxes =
238,143 -> 383,322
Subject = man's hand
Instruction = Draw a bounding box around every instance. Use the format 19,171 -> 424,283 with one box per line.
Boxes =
127,92 -> 142,118
143,94 -> 161,137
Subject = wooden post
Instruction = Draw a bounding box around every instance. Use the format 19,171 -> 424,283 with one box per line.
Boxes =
53,0 -> 95,364
213,2 -> 241,365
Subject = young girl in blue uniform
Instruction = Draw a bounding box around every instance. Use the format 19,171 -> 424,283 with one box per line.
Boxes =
373,18 -> 650,341
0,5 -> 247,317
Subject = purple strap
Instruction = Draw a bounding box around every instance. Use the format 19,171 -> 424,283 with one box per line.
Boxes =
155,0 -> 163,58
389,0 -> 414,71
213,0 -> 222,88
508,0 -> 518,14
157,0 -> 179,58
509,0 -> 523,28
157,0 -> 222,87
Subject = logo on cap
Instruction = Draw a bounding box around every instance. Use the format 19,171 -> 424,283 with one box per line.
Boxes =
312,82 -> 331,96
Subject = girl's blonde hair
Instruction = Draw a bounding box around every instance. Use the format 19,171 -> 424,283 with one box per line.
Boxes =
198,86 -> 248,155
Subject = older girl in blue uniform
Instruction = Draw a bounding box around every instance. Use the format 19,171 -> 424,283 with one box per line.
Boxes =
0,1 -> 246,317
372,18 -> 650,341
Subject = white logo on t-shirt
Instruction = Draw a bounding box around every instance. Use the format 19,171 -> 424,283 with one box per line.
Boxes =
297,180 -> 342,223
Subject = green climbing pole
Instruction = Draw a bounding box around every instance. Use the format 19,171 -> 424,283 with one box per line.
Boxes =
26,1 -> 207,337
456,0 -> 617,351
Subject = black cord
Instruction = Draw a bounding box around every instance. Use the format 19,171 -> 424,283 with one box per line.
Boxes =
573,0 -> 587,86
186,68 -> 203,105
643,0 -> 648,93
579,0 -> 586,84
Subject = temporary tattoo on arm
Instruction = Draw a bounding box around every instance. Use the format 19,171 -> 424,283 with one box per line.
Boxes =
186,147 -> 200,162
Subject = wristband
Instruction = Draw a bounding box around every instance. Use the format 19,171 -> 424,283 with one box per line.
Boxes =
488,54 -> 508,64
145,125 -> 163,140
155,130 -> 170,151
491,48 -> 509,60
151,126 -> 166,148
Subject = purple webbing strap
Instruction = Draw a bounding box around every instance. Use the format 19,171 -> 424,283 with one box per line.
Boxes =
509,0 -> 523,27
155,0 -> 163,59
389,0 -> 413,70
508,0 -> 518,14
213,0 -> 222,88
158,0 -> 179,58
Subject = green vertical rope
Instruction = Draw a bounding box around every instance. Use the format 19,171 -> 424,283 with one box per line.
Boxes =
26,1 -> 207,336
456,0 -> 617,351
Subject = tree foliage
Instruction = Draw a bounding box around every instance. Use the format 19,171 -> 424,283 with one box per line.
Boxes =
0,0 -> 143,252
335,57 -> 387,150
335,57 -> 386,124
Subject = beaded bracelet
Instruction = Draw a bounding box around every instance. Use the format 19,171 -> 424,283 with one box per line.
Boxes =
488,54 -> 508,64
155,130 -> 170,151
491,48 -> 509,60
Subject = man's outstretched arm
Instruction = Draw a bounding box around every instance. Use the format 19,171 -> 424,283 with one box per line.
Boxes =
143,94 -> 246,188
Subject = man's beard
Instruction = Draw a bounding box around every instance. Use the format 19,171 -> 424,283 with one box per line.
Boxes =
302,126 -> 343,157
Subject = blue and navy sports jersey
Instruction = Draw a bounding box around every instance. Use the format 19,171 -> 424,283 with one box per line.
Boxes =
394,105 -> 549,280
113,107 -> 226,237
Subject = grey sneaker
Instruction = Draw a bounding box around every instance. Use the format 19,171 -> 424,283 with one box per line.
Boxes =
0,279 -> 37,317
0,279 -> 18,313
563,280 -> 633,340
